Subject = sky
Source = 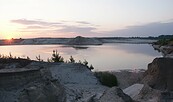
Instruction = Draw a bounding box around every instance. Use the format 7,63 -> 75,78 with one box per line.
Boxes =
0,0 -> 173,39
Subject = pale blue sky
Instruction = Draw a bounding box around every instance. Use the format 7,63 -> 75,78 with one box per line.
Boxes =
0,0 -> 173,38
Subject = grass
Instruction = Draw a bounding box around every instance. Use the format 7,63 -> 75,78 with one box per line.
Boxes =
94,71 -> 118,87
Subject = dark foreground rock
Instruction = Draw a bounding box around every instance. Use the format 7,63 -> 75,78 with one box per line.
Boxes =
142,57 -> 173,91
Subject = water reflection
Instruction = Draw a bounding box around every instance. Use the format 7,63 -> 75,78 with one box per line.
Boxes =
0,44 -> 161,71
61,45 -> 89,50
108,43 -> 161,57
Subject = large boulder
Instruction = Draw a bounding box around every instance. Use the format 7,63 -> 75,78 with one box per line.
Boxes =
142,58 -> 173,91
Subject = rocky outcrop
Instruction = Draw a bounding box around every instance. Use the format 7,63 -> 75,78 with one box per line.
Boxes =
0,68 -> 41,90
142,58 -> 173,91
0,59 -> 134,102
123,84 -> 144,99
123,57 -> 173,102
112,70 -> 145,89
0,61 -> 66,102
132,84 -> 161,102
153,44 -> 173,57
49,63 -> 108,102
67,36 -> 103,45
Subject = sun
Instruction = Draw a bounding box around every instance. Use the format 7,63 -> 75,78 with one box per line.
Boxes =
5,35 -> 13,40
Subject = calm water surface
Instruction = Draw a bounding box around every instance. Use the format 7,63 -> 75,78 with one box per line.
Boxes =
0,44 -> 161,71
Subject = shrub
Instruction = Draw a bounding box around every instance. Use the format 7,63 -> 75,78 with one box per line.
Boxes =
94,72 -> 118,87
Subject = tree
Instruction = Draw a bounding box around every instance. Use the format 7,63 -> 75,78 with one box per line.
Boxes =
89,64 -> 94,70
36,55 -> 43,62
69,56 -> 75,63
51,50 -> 64,62
83,60 -> 88,66
26,56 -> 31,60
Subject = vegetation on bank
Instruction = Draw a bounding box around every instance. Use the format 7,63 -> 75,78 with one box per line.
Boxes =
94,72 -> 118,87
154,37 -> 173,46
0,50 -> 94,70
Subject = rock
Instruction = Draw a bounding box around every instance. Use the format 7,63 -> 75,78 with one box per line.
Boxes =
123,84 -> 166,102
67,36 -> 103,45
0,61 -> 66,102
142,57 -> 173,91
124,84 -> 173,102
134,85 -> 161,102
152,44 -> 173,57
112,70 -> 145,89
160,91 -> 173,102
49,63 -> 100,85
123,84 -> 144,99
0,59 -> 135,102
98,87 -> 133,102
0,58 -> 33,69
19,81 -> 65,102
49,63 -> 108,102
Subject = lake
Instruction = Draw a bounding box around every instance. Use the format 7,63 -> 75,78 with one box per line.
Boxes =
0,43 -> 161,71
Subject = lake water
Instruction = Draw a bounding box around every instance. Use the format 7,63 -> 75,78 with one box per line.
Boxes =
0,44 -> 161,71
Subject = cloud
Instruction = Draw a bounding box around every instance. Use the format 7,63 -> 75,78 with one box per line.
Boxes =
58,26 -> 97,34
11,19 -> 99,36
11,19 -> 61,26
11,19 -> 173,37
105,22 -> 173,37
75,21 -> 91,25
25,26 -> 46,29
58,26 -> 99,36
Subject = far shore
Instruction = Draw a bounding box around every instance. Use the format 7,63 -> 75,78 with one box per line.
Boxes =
0,37 -> 157,46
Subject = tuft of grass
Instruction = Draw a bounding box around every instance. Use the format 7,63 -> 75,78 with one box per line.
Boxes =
94,72 -> 118,87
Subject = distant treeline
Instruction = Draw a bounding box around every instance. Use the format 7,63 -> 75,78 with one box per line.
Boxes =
97,35 -> 173,40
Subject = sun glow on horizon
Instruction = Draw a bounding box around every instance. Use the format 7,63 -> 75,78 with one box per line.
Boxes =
4,34 -> 13,40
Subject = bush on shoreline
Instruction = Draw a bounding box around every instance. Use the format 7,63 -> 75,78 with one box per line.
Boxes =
94,72 -> 118,87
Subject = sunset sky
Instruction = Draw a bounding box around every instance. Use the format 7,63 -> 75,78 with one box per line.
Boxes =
0,0 -> 173,39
